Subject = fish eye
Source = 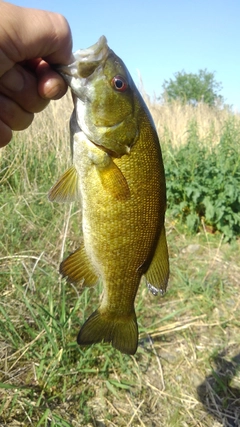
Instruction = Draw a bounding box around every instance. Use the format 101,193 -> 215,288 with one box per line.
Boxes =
111,75 -> 128,92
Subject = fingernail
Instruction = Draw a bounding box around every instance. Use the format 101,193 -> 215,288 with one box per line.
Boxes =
1,68 -> 24,92
42,81 -> 66,100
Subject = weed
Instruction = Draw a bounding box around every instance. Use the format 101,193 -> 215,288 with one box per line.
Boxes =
163,115 -> 240,241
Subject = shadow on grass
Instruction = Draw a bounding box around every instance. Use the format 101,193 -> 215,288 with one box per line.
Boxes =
197,349 -> 240,427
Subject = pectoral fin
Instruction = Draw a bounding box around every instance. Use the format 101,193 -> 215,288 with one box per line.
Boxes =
60,246 -> 99,286
144,226 -> 169,295
87,142 -> 130,201
48,166 -> 79,203
96,158 -> 130,201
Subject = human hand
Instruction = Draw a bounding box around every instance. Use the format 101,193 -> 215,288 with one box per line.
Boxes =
0,1 -> 73,147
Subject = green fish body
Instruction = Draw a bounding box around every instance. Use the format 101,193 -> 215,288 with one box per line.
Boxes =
49,36 -> 169,355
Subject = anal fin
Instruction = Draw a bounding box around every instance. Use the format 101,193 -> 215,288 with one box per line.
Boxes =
60,246 -> 99,287
48,166 -> 79,203
144,226 -> 169,296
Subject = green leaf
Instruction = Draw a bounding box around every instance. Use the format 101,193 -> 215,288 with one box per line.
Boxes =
186,213 -> 199,232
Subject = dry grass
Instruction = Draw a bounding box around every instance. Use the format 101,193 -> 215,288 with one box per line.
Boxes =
144,94 -> 240,148
0,93 -> 240,427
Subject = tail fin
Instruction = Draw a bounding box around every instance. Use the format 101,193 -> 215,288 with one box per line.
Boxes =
77,309 -> 138,355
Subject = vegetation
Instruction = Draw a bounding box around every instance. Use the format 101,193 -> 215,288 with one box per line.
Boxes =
0,94 -> 240,426
161,69 -> 224,106
163,117 -> 240,241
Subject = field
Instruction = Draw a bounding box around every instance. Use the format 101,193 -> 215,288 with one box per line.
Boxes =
0,93 -> 240,427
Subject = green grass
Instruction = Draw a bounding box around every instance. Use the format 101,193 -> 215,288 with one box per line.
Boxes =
0,98 -> 240,426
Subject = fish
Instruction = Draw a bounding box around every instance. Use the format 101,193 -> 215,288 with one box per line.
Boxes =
48,36 -> 169,355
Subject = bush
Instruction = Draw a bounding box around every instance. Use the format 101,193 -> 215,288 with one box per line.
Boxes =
161,69 -> 223,106
164,116 -> 240,241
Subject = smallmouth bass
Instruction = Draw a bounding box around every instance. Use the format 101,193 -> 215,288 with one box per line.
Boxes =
49,36 -> 169,355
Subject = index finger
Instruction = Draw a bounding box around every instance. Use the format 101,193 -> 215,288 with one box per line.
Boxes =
0,3 -> 73,76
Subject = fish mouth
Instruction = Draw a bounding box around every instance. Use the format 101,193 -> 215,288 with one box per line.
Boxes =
55,35 -> 109,80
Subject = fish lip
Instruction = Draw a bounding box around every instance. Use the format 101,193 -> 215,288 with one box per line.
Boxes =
73,35 -> 108,64
54,35 -> 109,79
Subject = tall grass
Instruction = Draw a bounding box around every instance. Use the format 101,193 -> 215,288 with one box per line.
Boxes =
146,95 -> 238,148
0,93 -> 240,426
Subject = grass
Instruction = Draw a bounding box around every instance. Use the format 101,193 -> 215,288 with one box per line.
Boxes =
0,94 -> 240,426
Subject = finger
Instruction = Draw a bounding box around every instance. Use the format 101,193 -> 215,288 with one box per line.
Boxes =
38,69 -> 68,100
0,4 -> 73,74
42,13 -> 73,65
0,121 -> 12,148
27,59 -> 68,100
0,64 -> 49,113
0,93 -> 34,132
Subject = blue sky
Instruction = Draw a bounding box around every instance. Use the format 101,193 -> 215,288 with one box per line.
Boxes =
11,0 -> 240,110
